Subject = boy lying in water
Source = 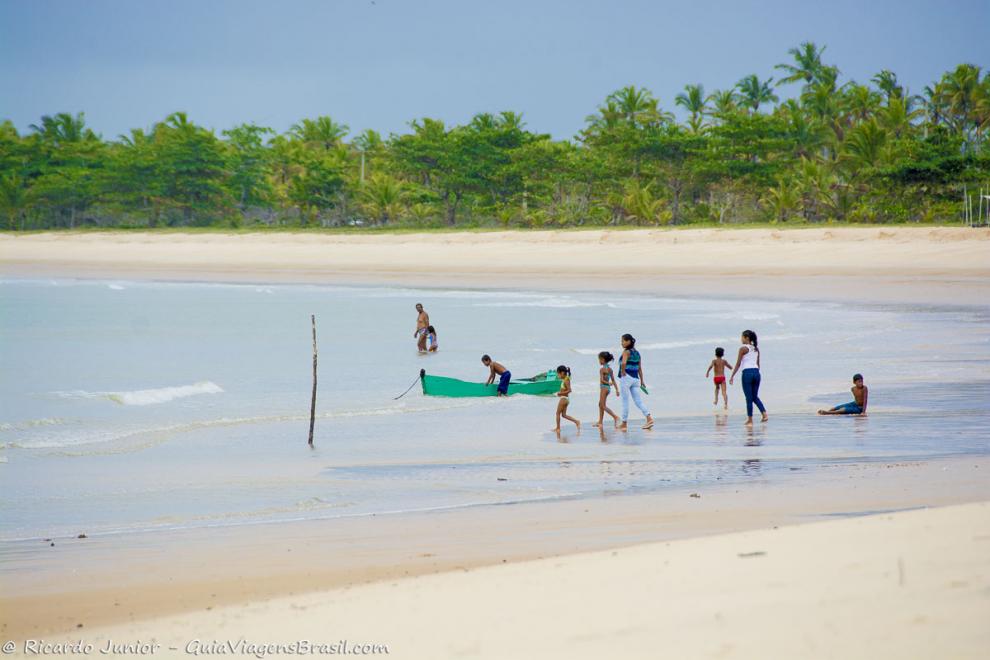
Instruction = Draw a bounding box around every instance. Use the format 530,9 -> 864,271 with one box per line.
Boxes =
819,374 -> 868,416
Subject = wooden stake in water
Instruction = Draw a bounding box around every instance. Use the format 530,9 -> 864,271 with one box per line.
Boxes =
308,314 -> 318,446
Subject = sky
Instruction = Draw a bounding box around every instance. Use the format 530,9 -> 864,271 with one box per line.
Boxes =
1,0 -> 988,142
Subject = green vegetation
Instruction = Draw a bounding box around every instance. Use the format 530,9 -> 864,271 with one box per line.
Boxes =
2,44 -> 989,230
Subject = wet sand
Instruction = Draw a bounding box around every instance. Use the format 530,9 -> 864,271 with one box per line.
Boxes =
47,500 -> 989,660
2,456 -> 987,649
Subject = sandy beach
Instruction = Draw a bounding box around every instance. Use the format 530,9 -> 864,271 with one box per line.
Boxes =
3,458 -> 988,657
42,502 -> 990,660
2,226 -> 989,658
2,226 -> 989,305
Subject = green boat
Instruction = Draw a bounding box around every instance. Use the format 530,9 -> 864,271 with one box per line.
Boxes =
419,368 -> 560,397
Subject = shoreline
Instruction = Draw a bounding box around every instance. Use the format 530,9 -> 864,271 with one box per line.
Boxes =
3,227 -> 989,306
2,455 -> 988,642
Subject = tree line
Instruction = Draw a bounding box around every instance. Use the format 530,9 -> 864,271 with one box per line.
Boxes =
1,43 -> 989,231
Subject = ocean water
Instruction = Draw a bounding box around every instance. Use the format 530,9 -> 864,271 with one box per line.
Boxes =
1,278 -> 988,542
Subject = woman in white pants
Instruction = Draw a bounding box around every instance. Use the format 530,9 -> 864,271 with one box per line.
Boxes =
618,333 -> 654,430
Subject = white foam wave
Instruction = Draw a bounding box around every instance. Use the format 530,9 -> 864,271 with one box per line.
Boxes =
695,312 -> 782,321
476,298 -> 614,309
107,284 -> 125,290
53,381 -> 224,406
7,401 -> 475,452
0,417 -> 66,432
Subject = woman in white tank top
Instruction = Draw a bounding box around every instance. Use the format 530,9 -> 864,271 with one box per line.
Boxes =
729,329 -> 767,426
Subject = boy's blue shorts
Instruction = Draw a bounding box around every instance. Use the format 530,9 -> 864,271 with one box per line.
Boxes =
497,371 -> 511,395
834,402 -> 863,414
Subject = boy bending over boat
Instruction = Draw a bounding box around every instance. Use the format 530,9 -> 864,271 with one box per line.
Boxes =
482,355 -> 511,396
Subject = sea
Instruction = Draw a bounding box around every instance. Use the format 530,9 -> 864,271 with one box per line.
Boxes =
1,278 -> 988,543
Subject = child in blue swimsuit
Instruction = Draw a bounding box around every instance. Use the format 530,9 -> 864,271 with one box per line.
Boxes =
593,351 -> 620,428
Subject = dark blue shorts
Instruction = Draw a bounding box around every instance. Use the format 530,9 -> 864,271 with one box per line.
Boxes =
835,402 -> 863,414
497,371 -> 511,395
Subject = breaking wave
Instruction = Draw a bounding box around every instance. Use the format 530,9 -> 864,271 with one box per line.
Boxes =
53,381 -> 224,406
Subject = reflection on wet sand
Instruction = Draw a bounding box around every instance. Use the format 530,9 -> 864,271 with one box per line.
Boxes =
745,424 -> 766,447
741,458 -> 762,476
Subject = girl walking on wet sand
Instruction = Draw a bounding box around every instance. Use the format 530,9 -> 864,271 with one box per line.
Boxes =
728,329 -> 768,426
553,365 -> 581,432
593,351 -> 620,428
618,334 -> 654,431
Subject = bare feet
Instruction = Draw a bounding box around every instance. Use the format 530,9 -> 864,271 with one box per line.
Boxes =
642,416 -> 655,430
761,413 -> 769,422
575,421 -> 582,430
592,422 -> 602,428
745,418 -> 754,426
618,422 -> 628,431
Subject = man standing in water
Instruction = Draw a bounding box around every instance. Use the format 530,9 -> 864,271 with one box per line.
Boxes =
414,303 -> 430,352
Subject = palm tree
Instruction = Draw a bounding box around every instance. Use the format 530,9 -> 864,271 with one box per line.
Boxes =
976,74 -> 990,140
775,42 -> 826,87
30,112 -> 97,144
118,128 -> 150,147
267,134 -> 306,189
360,174 -> 405,225
585,99 -> 622,133
761,178 -> 800,222
921,82 -> 947,128
940,64 -> 982,144
606,86 -> 672,127
470,113 -> 498,131
796,157 -> 836,221
706,89 -> 739,120
621,179 -> 667,225
778,100 -> 828,158
161,111 -> 199,139
352,129 -> 383,154
497,111 -> 526,131
290,116 -> 349,150
842,120 -> 888,170
872,70 -> 903,102
0,174 -> 30,230
841,83 -> 882,123
801,72 -> 843,149
610,86 -> 657,126
736,75 -> 778,113
878,96 -> 922,138
675,84 -> 708,133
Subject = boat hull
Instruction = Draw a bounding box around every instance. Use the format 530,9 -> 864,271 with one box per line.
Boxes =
421,372 -> 559,397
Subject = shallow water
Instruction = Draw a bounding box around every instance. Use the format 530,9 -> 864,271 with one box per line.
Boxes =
1,279 -> 988,542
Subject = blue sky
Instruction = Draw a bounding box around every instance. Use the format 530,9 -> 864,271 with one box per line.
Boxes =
2,0 -> 987,141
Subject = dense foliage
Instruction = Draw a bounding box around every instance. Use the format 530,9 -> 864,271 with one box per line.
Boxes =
2,44 -> 989,230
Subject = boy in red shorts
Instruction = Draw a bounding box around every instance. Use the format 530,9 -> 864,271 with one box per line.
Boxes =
706,347 -> 733,410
